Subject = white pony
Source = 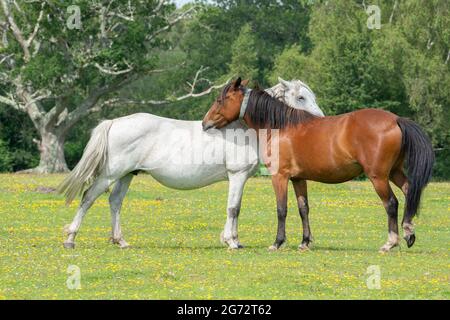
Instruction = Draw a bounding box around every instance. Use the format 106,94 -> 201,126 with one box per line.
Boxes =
58,77 -> 324,249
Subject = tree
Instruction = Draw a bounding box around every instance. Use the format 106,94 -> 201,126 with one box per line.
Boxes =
227,23 -> 258,80
0,137 -> 12,171
0,103 -> 39,171
268,0 -> 449,178
110,0 -> 313,121
178,0 -> 312,87
268,45 -> 314,85
0,0 -> 224,173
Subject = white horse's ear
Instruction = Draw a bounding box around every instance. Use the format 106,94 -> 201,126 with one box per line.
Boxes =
278,77 -> 290,88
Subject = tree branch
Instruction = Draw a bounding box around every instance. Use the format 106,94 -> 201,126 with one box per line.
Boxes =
147,6 -> 196,42
92,75 -> 229,111
1,0 -> 30,61
93,61 -> 134,75
64,75 -> 136,130
389,0 -> 398,24
152,0 -> 166,16
0,93 -> 22,110
0,53 -> 13,65
26,1 -> 45,47
0,0 -> 45,62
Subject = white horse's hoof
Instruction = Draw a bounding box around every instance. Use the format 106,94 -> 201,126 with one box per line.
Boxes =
224,239 -> 241,250
63,242 -> 75,249
227,240 -> 244,249
111,238 -> 130,249
119,241 -> 131,249
220,231 -> 226,245
268,245 -> 278,252
63,224 -> 72,235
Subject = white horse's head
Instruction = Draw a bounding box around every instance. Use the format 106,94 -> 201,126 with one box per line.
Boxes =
266,77 -> 325,117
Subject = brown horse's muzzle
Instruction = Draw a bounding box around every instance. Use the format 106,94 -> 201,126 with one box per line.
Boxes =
202,120 -> 215,131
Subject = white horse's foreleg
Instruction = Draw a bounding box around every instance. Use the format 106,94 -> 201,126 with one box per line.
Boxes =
109,174 -> 133,249
64,176 -> 112,249
222,173 -> 247,249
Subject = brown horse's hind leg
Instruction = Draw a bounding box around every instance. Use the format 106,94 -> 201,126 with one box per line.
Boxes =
269,174 -> 289,251
390,169 -> 408,196
369,177 -> 400,252
291,179 -> 312,251
390,169 -> 415,247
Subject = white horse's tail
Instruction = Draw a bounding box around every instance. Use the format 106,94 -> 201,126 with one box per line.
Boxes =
57,120 -> 113,205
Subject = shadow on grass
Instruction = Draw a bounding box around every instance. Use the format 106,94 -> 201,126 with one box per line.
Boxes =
67,240 -> 431,255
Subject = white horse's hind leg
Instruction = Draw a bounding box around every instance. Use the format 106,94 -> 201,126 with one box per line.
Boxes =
64,176 -> 112,249
222,173 -> 247,249
109,174 -> 133,249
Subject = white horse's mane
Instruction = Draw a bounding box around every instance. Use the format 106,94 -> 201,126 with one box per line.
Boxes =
266,80 -> 316,101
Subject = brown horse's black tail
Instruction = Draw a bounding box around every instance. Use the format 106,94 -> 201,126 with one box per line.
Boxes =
397,117 -> 435,219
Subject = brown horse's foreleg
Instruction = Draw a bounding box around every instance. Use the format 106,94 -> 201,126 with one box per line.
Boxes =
291,179 -> 312,251
390,169 -> 415,247
369,177 -> 400,252
269,174 -> 289,251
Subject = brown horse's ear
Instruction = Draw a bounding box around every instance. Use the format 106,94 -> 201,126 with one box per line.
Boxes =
233,77 -> 242,89
241,79 -> 249,87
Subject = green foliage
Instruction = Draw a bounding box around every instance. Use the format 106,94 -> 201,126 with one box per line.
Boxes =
227,24 -> 258,80
0,105 -> 39,171
268,0 -> 450,178
178,0 -> 312,86
434,148 -> 450,181
269,45 -> 315,85
0,139 -> 13,171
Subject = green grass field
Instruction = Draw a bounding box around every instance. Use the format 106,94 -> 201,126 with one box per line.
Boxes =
0,174 -> 448,299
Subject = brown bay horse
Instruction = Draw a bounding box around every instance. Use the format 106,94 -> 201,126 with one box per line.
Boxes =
202,78 -> 434,252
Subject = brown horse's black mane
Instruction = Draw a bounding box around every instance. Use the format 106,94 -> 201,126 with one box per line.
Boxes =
246,89 -> 317,129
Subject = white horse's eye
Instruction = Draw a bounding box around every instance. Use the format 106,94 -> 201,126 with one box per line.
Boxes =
298,96 -> 305,101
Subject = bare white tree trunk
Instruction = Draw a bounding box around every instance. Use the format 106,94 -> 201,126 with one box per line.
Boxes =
34,130 -> 68,173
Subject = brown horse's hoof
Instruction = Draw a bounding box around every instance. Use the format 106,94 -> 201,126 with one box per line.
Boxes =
298,244 -> 310,252
404,234 -> 416,248
379,242 -> 400,253
63,242 -> 75,249
379,247 -> 389,254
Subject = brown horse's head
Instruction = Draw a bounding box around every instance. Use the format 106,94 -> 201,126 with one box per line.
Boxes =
202,77 -> 249,131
